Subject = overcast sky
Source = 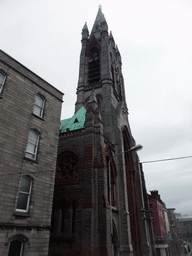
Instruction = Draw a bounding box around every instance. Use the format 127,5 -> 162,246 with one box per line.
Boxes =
1,0 -> 192,216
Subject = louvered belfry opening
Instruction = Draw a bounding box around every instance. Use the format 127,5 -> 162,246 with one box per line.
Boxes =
88,47 -> 100,84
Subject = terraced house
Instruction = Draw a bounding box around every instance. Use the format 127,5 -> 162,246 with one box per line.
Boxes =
0,50 -> 63,256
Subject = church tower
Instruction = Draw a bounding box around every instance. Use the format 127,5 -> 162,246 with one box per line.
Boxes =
49,7 -> 154,256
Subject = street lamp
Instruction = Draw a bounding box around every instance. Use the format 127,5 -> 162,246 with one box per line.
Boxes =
108,144 -> 143,256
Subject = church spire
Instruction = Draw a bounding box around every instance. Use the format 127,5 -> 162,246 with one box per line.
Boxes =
90,5 -> 108,38
76,7 -> 124,114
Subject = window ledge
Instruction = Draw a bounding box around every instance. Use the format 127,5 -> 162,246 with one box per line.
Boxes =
112,207 -> 119,213
32,113 -> 44,121
24,157 -> 38,164
14,211 -> 31,217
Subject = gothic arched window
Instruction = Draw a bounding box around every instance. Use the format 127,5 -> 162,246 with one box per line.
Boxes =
8,240 -> 23,256
51,197 -> 67,235
106,156 -> 117,208
111,66 -> 115,87
7,234 -> 28,256
72,200 -> 76,233
88,47 -> 100,84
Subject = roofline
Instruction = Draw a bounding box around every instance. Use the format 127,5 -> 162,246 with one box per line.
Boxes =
0,49 -> 64,96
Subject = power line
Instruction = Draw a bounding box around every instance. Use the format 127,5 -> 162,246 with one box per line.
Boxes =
0,155 -> 192,178
141,155 -> 192,164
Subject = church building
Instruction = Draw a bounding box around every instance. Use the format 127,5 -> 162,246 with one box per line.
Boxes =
49,7 -> 155,256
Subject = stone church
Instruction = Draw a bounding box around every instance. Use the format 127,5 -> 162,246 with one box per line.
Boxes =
49,7 -> 155,256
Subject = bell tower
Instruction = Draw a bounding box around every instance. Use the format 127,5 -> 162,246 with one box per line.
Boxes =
49,7 -> 155,256
75,7 -> 144,255
76,6 -> 127,133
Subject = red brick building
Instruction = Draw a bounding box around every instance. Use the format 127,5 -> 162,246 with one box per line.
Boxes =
149,191 -> 169,256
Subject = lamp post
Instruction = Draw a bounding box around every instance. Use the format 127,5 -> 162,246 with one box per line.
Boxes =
108,144 -> 143,256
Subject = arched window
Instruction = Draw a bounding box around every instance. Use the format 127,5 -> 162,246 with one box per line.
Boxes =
111,65 -> 115,87
111,172 -> 116,207
72,201 -> 76,233
106,156 -> 117,208
33,94 -> 45,118
25,129 -> 39,160
8,239 -> 23,256
88,47 -> 100,84
60,198 -> 66,233
16,176 -> 32,212
110,52 -> 113,62
96,94 -> 102,111
0,71 -> 6,94
51,197 -> 67,235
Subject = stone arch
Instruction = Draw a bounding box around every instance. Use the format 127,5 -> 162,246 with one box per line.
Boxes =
6,233 -> 29,246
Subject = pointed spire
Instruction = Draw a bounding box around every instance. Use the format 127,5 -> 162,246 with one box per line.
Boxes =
90,6 -> 108,37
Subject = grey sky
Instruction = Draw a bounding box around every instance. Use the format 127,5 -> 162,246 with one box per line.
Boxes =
1,0 -> 192,215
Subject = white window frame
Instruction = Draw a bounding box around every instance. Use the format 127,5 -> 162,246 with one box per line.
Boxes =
16,176 -> 32,212
33,94 -> 45,118
0,71 -> 6,94
25,129 -> 39,160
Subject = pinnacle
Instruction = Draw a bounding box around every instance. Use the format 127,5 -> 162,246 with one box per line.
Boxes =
82,22 -> 88,31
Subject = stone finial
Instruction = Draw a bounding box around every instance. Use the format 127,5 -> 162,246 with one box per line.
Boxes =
82,22 -> 89,40
82,22 -> 88,31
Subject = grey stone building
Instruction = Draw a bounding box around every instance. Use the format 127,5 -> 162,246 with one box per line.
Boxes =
176,215 -> 192,242
49,7 -> 155,256
0,50 -> 63,256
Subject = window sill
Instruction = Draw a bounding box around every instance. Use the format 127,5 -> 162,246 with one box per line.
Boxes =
112,207 -> 119,213
14,211 -> 31,217
24,157 -> 38,164
32,113 -> 44,121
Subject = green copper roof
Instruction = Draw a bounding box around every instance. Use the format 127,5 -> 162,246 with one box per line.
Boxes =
60,106 -> 87,133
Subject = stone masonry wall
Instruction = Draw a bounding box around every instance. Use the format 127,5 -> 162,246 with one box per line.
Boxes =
0,50 -> 63,256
